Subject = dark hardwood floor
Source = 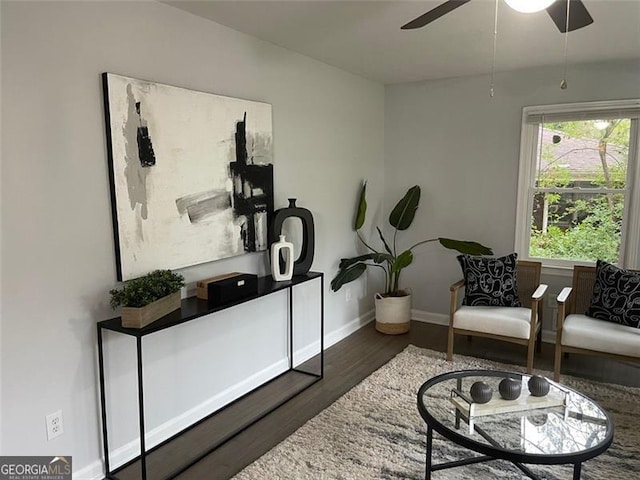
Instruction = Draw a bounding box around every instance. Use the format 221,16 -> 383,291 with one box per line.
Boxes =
120,321 -> 640,480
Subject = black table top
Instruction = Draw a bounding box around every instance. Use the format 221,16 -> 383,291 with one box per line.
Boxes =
98,272 -> 323,337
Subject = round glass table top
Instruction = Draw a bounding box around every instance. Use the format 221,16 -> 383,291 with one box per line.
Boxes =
417,370 -> 613,464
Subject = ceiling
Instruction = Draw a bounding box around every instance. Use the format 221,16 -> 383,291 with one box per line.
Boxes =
165,1 -> 640,85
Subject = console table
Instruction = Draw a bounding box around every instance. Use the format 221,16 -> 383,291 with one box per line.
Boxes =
97,272 -> 324,480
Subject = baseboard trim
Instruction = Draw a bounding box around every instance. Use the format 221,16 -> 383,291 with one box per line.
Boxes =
411,309 -> 448,326
294,341 -> 320,366
75,310 -> 376,479
541,329 -> 556,344
76,358 -> 291,479
325,309 -> 375,349
411,308 -> 555,344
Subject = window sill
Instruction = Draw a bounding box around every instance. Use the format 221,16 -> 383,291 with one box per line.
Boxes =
540,264 -> 574,278
524,257 -> 596,277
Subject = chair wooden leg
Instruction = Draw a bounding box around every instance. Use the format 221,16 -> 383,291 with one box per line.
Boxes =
554,343 -> 562,381
536,328 -> 542,353
447,327 -> 454,361
526,338 -> 535,374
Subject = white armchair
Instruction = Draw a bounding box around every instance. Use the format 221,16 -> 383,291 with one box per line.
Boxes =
448,260 -> 548,373
554,265 -> 640,381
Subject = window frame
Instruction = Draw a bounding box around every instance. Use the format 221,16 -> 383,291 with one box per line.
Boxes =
514,99 -> 640,272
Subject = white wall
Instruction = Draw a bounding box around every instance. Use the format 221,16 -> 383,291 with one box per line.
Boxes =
0,1 -> 384,476
385,59 -> 640,329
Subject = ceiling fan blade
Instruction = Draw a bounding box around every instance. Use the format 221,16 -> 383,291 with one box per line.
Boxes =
401,0 -> 472,30
546,0 -> 594,33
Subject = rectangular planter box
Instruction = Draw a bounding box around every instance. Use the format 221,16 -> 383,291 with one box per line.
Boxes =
121,291 -> 181,329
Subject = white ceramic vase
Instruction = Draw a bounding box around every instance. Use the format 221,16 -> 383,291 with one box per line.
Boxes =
271,235 -> 294,281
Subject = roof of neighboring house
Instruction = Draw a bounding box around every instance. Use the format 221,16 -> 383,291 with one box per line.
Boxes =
539,129 -> 627,181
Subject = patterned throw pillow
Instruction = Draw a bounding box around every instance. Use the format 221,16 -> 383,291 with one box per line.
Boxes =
457,253 -> 522,307
585,260 -> 640,328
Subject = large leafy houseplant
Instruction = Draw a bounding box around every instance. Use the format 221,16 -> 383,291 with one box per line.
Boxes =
331,182 -> 493,296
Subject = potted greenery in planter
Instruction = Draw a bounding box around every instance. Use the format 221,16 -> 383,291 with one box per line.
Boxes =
110,269 -> 185,328
331,182 -> 492,334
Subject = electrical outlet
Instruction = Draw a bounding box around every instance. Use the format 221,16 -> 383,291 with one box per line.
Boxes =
345,287 -> 352,302
46,410 -> 64,440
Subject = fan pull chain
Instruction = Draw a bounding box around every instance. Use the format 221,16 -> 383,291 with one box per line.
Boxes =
560,0 -> 571,89
489,0 -> 499,97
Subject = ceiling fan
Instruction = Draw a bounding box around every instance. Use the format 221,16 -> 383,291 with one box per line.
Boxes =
401,0 -> 594,33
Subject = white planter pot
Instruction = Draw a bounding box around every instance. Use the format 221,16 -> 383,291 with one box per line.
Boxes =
374,290 -> 411,334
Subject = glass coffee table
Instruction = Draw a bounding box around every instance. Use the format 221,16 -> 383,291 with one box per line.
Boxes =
417,370 -> 613,480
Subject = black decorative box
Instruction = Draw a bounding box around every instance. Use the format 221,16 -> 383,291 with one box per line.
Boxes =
207,273 -> 258,307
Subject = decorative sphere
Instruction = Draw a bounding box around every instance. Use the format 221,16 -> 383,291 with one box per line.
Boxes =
499,377 -> 522,400
528,375 -> 550,397
470,381 -> 493,404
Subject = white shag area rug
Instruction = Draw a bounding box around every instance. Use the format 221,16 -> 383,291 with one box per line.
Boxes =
233,345 -> 640,480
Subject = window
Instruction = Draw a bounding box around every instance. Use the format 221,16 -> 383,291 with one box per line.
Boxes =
515,100 -> 640,269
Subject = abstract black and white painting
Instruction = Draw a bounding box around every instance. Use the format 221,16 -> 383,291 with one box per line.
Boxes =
102,73 -> 273,280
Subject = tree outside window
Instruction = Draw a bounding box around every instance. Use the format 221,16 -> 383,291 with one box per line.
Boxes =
530,119 -> 630,263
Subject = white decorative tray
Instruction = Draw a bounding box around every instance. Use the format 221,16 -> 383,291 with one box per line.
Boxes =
451,382 -> 568,415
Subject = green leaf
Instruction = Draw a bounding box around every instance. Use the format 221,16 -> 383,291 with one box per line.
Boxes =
354,181 -> 367,230
377,227 -> 393,255
389,185 -> 421,231
330,263 -> 367,291
392,250 -> 413,273
339,253 -> 393,270
438,238 -> 493,256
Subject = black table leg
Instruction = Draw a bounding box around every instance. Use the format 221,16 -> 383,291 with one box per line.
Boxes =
455,378 -> 462,429
97,326 -> 110,476
425,426 -> 433,480
573,463 -> 582,480
136,336 -> 147,480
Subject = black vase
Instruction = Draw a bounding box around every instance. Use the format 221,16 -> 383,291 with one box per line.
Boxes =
470,381 -> 493,404
528,375 -> 550,397
269,199 -> 315,276
499,377 -> 522,400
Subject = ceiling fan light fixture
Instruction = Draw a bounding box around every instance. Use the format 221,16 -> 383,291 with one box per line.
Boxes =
505,0 -> 556,13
